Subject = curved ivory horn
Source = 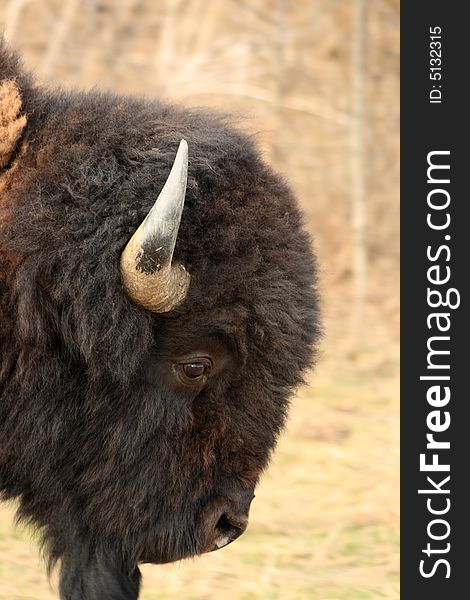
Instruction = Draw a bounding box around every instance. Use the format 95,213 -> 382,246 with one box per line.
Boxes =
120,139 -> 190,313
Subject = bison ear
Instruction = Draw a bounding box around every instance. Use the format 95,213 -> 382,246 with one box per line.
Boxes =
0,79 -> 26,169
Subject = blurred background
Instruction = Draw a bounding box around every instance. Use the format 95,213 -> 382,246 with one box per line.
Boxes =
0,1 -> 399,598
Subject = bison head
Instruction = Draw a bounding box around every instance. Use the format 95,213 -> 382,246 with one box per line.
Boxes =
0,39 -> 320,599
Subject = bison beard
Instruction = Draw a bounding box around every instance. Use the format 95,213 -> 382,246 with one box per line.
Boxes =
0,38 -> 321,599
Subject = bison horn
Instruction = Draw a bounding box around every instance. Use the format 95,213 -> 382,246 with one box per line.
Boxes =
120,139 -> 190,313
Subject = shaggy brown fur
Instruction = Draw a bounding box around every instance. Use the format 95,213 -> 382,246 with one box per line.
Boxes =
0,79 -> 26,168
0,38 -> 320,599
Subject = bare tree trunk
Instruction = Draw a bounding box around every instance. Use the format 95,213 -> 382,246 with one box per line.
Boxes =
154,0 -> 180,95
271,0 -> 286,166
40,0 -> 80,79
349,0 -> 368,349
3,0 -> 29,41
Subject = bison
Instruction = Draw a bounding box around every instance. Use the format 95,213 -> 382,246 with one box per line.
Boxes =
0,38 -> 320,599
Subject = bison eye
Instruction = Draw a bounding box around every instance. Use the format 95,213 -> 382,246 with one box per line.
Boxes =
179,358 -> 212,383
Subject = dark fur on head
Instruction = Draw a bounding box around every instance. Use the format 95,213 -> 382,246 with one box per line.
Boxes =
0,38 -> 321,599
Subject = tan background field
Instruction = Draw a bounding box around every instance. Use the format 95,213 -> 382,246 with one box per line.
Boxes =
0,1 -> 399,598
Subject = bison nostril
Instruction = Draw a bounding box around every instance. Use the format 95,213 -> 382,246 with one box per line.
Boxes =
214,512 -> 248,548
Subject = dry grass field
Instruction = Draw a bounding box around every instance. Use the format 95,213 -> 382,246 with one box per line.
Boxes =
0,0 -> 399,598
